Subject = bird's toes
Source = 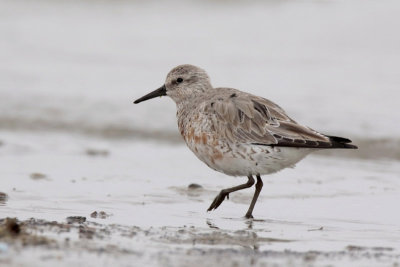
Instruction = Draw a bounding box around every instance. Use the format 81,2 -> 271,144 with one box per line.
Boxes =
207,197 -> 220,211
207,191 -> 229,211
207,201 -> 216,212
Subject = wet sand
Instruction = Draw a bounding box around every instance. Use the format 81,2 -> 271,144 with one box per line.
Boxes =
1,131 -> 399,266
1,217 -> 399,267
1,0 -> 400,265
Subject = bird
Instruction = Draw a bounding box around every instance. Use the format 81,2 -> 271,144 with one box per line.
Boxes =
133,64 -> 357,219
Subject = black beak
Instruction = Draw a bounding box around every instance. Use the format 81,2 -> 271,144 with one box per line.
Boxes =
133,85 -> 167,104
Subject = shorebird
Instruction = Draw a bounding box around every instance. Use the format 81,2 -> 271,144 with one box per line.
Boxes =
134,64 -> 357,218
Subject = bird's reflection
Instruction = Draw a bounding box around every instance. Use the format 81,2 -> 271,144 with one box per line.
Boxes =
206,219 -> 219,229
206,217 -> 266,230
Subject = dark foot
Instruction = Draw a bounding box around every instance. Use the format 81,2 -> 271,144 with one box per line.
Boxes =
207,190 -> 229,211
244,213 -> 254,219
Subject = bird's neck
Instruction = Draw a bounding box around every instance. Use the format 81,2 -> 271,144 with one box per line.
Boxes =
174,91 -> 205,109
175,94 -> 204,132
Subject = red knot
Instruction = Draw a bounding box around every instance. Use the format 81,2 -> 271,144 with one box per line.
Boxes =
134,64 -> 357,219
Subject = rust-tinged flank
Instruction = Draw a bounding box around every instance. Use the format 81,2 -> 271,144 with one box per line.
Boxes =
187,127 -> 195,141
211,138 -> 219,147
201,133 -> 207,144
212,150 -> 223,161
194,135 -> 201,144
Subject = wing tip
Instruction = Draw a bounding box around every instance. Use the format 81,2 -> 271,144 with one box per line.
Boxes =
327,135 -> 358,149
252,134 -> 358,149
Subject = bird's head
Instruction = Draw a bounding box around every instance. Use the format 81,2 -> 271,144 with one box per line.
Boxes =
134,64 -> 211,105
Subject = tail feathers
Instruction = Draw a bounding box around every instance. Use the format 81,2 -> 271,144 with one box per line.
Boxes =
327,135 -> 358,149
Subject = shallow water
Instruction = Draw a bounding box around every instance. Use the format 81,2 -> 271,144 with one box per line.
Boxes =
0,131 -> 399,266
1,0 -> 400,266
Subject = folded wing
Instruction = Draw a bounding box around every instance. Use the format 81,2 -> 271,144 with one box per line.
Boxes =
203,88 -> 357,149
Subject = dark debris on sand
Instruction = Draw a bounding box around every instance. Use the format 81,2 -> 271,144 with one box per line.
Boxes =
0,218 -> 55,247
0,192 -> 8,204
66,216 -> 86,224
85,148 -> 109,157
30,172 -> 49,180
188,183 -> 203,190
90,211 -> 111,219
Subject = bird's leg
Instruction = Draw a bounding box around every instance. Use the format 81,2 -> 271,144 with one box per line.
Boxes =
207,175 -> 255,212
245,175 -> 263,219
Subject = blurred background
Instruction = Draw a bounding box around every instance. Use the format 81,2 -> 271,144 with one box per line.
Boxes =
1,1 -> 400,266
1,0 -> 399,159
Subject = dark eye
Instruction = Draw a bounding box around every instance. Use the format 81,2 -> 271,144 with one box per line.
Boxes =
176,78 -> 183,83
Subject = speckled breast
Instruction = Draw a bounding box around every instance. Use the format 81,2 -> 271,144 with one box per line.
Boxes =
177,110 -> 226,170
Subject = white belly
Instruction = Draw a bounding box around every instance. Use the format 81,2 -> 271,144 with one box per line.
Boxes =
191,143 -> 314,177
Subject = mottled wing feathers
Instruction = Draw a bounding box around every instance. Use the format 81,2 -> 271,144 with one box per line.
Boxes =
203,88 -> 357,149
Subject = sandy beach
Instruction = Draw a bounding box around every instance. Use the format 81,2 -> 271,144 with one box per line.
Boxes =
1,131 -> 399,266
1,0 -> 400,266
